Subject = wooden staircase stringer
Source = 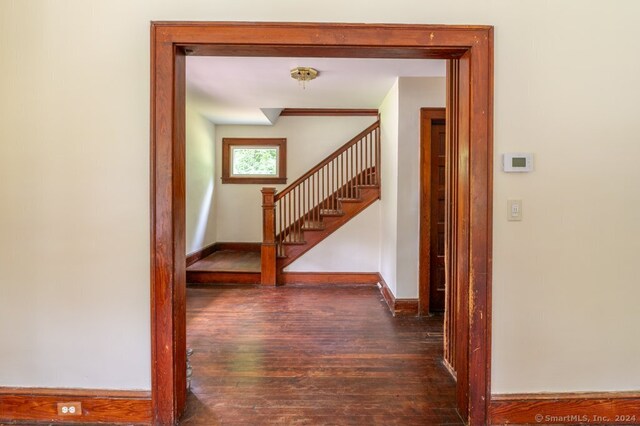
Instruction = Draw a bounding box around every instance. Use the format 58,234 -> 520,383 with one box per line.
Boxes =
277,186 -> 380,270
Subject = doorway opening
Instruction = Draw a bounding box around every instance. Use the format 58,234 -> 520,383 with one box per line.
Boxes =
150,22 -> 493,426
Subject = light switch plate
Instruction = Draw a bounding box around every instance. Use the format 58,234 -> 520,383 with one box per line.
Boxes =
508,199 -> 522,221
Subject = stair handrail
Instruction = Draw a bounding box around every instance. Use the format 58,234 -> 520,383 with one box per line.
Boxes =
274,120 -> 380,202
261,119 -> 381,285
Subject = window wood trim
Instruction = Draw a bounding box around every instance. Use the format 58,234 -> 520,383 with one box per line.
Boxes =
221,138 -> 287,184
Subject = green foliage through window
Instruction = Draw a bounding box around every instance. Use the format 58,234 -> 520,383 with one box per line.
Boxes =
232,147 -> 278,176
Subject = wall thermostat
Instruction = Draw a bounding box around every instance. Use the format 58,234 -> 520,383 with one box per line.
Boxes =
502,153 -> 533,172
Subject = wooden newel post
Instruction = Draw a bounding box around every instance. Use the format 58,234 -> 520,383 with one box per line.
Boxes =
261,187 -> 277,286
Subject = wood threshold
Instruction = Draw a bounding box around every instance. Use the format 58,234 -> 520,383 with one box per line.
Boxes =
150,21 -> 493,426
377,274 -> 419,317
0,387 -> 151,425
280,108 -> 378,116
490,392 -> 640,425
279,272 -> 379,285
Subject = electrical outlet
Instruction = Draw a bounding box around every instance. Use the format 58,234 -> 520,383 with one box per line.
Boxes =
57,401 -> 82,416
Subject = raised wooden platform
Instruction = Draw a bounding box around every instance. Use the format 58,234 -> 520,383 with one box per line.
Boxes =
186,250 -> 261,285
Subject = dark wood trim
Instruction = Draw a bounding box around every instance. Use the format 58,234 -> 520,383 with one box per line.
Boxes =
0,388 -> 151,425
454,52 -> 472,421
186,242 -> 217,267
280,108 -> 378,116
419,107 -> 446,317
468,27 -> 494,425
150,21 -> 493,426
280,272 -> 379,285
274,120 -> 380,202
394,299 -> 420,316
150,26 -> 187,426
221,138 -> 287,184
485,31 -> 495,421
184,44 -> 467,59
377,274 -> 419,316
378,274 -> 395,312
444,59 -> 461,390
222,177 -> 287,184
260,187 -> 277,286
490,392 -> 640,425
0,388 -> 151,397
187,271 -> 261,285
215,242 -> 261,252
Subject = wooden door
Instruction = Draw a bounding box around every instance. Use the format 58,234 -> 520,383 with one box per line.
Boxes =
419,108 -> 447,314
429,119 -> 446,311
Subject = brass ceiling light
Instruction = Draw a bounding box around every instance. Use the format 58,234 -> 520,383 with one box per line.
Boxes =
290,67 -> 319,89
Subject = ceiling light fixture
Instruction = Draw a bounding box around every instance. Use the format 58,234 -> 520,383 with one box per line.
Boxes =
290,67 -> 318,89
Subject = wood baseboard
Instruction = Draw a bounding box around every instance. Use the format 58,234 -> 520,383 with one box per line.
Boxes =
215,242 -> 261,252
490,392 -> 640,425
0,387 -> 151,424
186,242 -> 217,267
279,272 -> 380,285
377,274 -> 419,316
186,271 -> 261,285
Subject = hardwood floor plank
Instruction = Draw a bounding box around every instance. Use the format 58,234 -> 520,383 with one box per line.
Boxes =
182,285 -> 462,425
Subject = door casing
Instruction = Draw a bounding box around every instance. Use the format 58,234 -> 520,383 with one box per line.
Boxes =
150,21 -> 493,425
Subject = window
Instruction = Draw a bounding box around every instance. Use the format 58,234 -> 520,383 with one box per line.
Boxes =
222,138 -> 287,184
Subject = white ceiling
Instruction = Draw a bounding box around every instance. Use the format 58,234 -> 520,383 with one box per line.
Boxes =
186,56 -> 445,125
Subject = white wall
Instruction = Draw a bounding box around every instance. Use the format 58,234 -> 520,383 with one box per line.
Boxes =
378,80 -> 400,295
216,116 -> 372,241
285,203 -> 381,272
215,115 -> 380,272
1,0 -> 640,395
396,78 -> 446,298
185,97 -> 217,254
378,78 -> 446,298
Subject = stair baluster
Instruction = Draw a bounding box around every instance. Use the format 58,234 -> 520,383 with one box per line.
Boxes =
261,120 -> 381,283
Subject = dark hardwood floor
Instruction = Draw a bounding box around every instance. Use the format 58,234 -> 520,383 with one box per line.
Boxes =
181,285 -> 461,425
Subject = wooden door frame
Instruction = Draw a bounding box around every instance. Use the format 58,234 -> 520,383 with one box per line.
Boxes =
150,22 -> 493,425
419,107 -> 447,316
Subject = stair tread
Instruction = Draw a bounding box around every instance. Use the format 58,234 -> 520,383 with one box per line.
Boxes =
273,123 -> 380,271
301,221 -> 325,230
319,209 -> 344,216
281,240 -> 307,245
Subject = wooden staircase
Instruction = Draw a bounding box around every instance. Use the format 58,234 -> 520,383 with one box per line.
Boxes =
260,120 -> 381,284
